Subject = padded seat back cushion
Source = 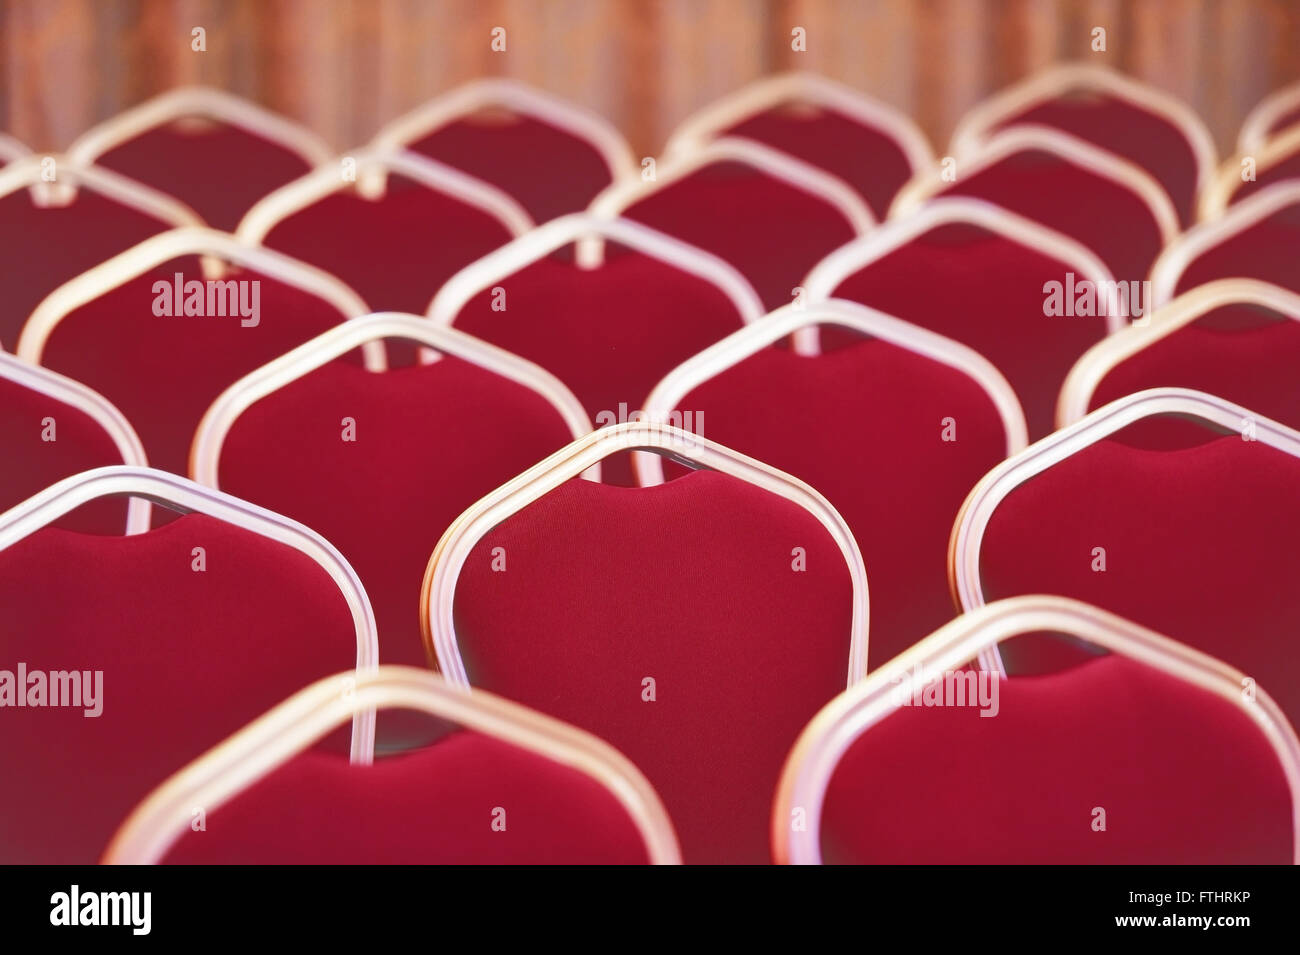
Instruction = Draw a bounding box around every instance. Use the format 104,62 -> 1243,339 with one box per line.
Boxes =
821,655 -> 1292,863
452,469 -> 854,863
161,731 -> 650,864
0,514 -> 359,863
1174,203 -> 1300,297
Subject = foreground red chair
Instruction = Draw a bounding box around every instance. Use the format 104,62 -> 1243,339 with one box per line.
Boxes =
774,596 -> 1299,864
17,228 -> 377,476
0,467 -> 377,864
429,213 -> 763,483
66,87 -> 332,231
1059,279 -> 1300,430
1150,181 -> 1300,305
192,313 -> 593,673
586,137 -> 873,309
103,667 -> 680,865
422,423 -> 866,864
0,352 -> 148,535
640,299 -> 1026,668
664,72 -> 933,219
949,63 -> 1217,226
891,125 -> 1179,283
804,198 -> 1119,440
369,79 -> 638,224
1238,80 -> 1300,153
950,389 -> 1300,727
0,155 -> 201,351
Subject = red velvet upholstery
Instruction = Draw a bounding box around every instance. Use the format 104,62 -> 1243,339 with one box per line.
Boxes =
977,428 -> 1300,727
820,655 -> 1293,863
446,248 -> 749,485
1173,200 -> 1300,296
932,147 -> 1166,282
723,106 -> 914,218
452,470 -> 855,863
1088,305 -> 1300,430
94,121 -> 314,231
160,731 -> 651,864
0,513 -> 360,863
827,222 -> 1110,439
406,114 -> 616,223
1232,149 -> 1300,206
217,354 -> 578,670
619,161 -> 859,310
260,175 -> 515,318
37,256 -> 358,476
991,94 -> 1201,225
0,373 -> 132,534
0,186 -> 175,351
668,336 -> 1008,668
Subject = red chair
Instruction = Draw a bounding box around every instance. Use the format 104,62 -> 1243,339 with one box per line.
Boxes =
664,72 -> 933,219
66,87 -> 332,232
17,228 -> 377,477
103,667 -> 680,865
0,351 -> 148,535
1239,81 -> 1300,154
804,198 -> 1119,440
1151,181 -> 1300,304
192,313 -> 593,674
421,423 -> 867,864
0,467 -> 377,864
1060,279 -> 1300,431
950,388 -> 1300,726
587,137 -> 873,310
640,299 -> 1026,669
774,596 -> 1299,864
0,155 -> 202,352
892,125 -> 1179,283
950,63 -> 1217,226
428,213 -> 764,484
1202,126 -> 1300,217
237,148 -> 530,364
368,79 -> 637,224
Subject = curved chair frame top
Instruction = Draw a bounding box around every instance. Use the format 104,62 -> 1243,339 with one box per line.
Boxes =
949,388 -> 1300,675
773,594 -> 1300,865
1199,125 -> 1300,220
102,665 -> 682,865
663,71 -> 934,174
636,298 -> 1028,488
66,86 -> 333,169
0,465 -> 380,763
0,153 -> 203,226
1057,279 -> 1300,428
421,421 -> 870,687
1238,80 -> 1300,154
948,62 -> 1218,200
0,133 -> 32,163
191,312 -> 599,486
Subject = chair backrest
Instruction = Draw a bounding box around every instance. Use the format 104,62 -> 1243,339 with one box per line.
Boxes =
893,125 -> 1179,282
0,352 -> 148,534
949,63 -> 1217,226
664,72 -> 933,219
586,137 -> 873,310
1201,125 -> 1300,218
950,388 -> 1300,723
104,666 -> 681,865
67,87 -> 332,231
1151,180 -> 1300,305
641,299 -> 1025,668
17,227 -> 377,476
1238,80 -> 1300,153
192,313 -> 592,676
0,466 -> 377,864
775,596 -> 1299,865
0,156 -> 202,351
803,197 -> 1117,440
1059,279 -> 1300,430
430,213 -> 763,484
422,423 -> 866,863
369,79 -> 638,224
